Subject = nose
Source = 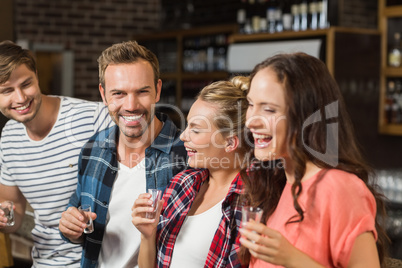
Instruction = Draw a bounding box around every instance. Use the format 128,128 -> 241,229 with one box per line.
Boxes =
246,109 -> 264,129
180,127 -> 190,142
14,88 -> 27,103
124,93 -> 138,112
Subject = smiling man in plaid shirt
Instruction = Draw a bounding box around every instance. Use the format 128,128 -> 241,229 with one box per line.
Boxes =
59,41 -> 187,268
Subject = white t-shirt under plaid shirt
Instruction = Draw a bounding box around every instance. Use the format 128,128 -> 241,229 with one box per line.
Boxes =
0,96 -> 113,267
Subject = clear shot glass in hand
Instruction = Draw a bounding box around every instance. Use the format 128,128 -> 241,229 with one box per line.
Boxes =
146,189 -> 162,219
0,201 -> 15,226
242,206 -> 263,243
78,204 -> 94,234
241,206 -> 262,226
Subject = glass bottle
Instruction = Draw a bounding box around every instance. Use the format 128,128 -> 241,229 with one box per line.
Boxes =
237,0 -> 247,33
299,0 -> 308,31
318,0 -> 328,29
309,0 -> 318,30
389,32 -> 401,68
291,0 -> 300,31
282,0 -> 293,31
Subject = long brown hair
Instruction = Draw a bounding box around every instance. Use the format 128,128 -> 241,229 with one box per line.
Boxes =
240,53 -> 388,266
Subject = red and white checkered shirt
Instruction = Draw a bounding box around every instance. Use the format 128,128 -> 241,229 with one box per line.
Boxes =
156,168 -> 246,268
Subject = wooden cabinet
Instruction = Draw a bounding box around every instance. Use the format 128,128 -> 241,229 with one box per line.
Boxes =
379,0 -> 402,135
134,24 -> 238,122
229,27 -> 380,83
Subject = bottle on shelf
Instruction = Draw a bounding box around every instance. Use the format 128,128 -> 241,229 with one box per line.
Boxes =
389,32 -> 401,68
242,0 -> 254,34
395,80 -> 402,124
237,0 -> 247,34
386,80 -> 396,124
309,0 -> 318,30
266,0 -> 277,33
249,0 -> 262,33
318,0 -> 328,29
258,0 -> 268,33
291,0 -> 301,31
282,0 -> 293,31
274,0 -> 283,32
299,0 -> 309,31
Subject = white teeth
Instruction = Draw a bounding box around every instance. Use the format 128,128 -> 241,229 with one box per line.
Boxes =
122,114 -> 142,121
253,133 -> 272,139
185,147 -> 197,153
15,103 -> 30,111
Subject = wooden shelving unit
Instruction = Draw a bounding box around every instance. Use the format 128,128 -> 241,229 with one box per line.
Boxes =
135,24 -> 380,127
379,0 -> 402,135
229,26 -> 380,79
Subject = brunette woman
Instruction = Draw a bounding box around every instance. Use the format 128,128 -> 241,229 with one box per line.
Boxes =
240,53 -> 388,268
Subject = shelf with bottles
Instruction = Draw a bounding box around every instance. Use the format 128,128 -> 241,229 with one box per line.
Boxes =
182,34 -> 230,73
383,78 -> 402,124
379,0 -> 402,135
236,0 -> 329,36
379,77 -> 402,135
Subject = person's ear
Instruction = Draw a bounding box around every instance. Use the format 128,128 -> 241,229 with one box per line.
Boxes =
99,84 -> 107,106
225,136 -> 239,153
155,79 -> 162,103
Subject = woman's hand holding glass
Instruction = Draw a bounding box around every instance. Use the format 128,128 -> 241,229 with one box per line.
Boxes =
131,192 -> 164,239
239,221 -> 317,267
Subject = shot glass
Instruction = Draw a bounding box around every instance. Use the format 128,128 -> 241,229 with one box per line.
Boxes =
0,201 -> 15,226
146,189 -> 162,219
241,206 -> 263,227
78,204 -> 94,234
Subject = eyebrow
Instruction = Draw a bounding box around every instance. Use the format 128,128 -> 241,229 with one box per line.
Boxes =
109,85 -> 151,93
188,122 -> 202,128
248,97 -> 281,109
21,77 -> 33,85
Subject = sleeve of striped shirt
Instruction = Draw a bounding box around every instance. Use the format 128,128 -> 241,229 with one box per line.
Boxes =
92,103 -> 113,134
0,139 -> 15,186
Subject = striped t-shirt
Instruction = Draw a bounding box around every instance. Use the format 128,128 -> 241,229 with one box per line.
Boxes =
0,96 -> 113,267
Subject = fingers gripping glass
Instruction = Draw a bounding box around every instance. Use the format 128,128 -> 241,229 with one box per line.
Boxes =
146,189 -> 162,219
0,201 -> 15,226
78,204 -> 94,234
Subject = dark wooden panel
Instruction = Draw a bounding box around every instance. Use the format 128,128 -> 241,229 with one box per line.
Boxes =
0,0 -> 14,41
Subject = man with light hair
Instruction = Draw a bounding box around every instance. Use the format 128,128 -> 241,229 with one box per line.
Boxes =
59,40 -> 187,268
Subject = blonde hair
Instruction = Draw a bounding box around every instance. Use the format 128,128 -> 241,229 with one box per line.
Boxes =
97,40 -> 159,90
197,76 -> 250,153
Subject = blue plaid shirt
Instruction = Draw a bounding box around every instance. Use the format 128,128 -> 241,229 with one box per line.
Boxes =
61,113 -> 187,268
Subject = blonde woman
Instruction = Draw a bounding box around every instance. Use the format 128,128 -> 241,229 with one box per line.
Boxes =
132,76 -> 251,268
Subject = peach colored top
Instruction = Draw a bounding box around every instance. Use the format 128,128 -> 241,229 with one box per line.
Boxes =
251,169 -> 377,268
